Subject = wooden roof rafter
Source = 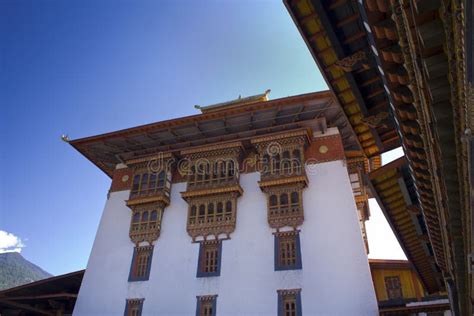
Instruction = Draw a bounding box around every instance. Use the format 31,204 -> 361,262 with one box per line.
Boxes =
284,0 -> 401,158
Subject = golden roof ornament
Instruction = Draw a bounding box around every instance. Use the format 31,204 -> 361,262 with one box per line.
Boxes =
195,89 -> 271,113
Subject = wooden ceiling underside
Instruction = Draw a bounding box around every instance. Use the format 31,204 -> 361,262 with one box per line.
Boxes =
284,0 -> 466,295
284,0 -> 401,158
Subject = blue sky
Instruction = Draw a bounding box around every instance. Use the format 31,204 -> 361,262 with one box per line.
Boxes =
0,0 -> 404,275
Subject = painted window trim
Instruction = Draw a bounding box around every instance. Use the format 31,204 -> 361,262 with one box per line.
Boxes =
195,295 -> 217,316
124,298 -> 144,316
128,246 -> 154,282
274,231 -> 302,271
196,240 -> 222,278
277,289 -> 302,316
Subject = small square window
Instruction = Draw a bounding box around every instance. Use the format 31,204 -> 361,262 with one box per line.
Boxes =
384,276 -> 403,300
124,298 -> 144,316
275,231 -> 302,271
277,289 -> 301,316
197,241 -> 222,277
196,295 -> 217,316
129,246 -> 153,282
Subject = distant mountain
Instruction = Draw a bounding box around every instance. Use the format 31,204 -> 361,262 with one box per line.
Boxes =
0,252 -> 52,290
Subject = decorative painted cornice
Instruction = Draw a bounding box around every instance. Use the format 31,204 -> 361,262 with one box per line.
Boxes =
180,141 -> 243,156
258,175 -> 308,190
126,195 -> 169,207
181,184 -> 243,200
126,152 -> 175,165
250,128 -> 312,145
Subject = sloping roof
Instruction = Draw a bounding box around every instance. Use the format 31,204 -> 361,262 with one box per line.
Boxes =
69,91 -> 360,176
0,270 -> 84,315
367,158 -> 442,293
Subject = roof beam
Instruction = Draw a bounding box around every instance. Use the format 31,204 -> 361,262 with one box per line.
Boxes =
0,299 -> 54,315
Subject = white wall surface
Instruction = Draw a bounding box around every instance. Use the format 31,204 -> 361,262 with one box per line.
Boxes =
74,160 -> 378,316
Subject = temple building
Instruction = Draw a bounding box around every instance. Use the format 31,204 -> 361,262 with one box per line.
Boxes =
284,0 -> 473,314
69,91 -> 380,315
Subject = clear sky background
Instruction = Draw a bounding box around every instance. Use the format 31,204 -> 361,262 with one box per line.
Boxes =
0,0 -> 405,275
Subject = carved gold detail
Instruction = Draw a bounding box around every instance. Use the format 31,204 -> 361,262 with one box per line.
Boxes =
181,184 -> 243,200
334,50 -> 369,72
361,111 -> 390,128
258,175 -> 308,189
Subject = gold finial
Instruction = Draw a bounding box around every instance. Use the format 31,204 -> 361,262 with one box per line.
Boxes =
61,134 -> 70,142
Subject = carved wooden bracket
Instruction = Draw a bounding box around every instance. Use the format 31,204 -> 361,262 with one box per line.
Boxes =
335,50 -> 370,72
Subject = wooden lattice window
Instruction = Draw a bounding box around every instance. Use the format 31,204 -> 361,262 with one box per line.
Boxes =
385,276 -> 403,300
196,295 -> 217,316
268,191 -> 302,216
124,299 -> 144,316
129,246 -> 153,281
129,206 -> 163,243
261,147 -> 304,177
188,200 -> 234,226
197,241 -> 222,277
188,158 -> 238,187
130,208 -> 161,234
278,289 -> 301,316
130,170 -> 170,198
275,231 -> 302,270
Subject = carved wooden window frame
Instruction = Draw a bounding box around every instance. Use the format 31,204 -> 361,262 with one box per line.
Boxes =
128,246 -> 153,282
197,240 -> 222,277
188,157 -> 238,188
277,289 -> 301,316
186,195 -> 237,240
130,169 -> 171,199
196,295 -> 217,316
268,190 -> 302,218
188,199 -> 235,226
124,299 -> 144,316
262,147 -> 304,177
129,203 -> 164,243
275,231 -> 302,271
264,183 -> 305,230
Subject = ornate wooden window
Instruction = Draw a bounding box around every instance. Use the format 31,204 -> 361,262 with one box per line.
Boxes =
384,276 -> 403,300
197,241 -> 222,277
277,289 -> 301,316
264,184 -> 305,229
126,155 -> 174,244
185,195 -> 238,240
261,148 -> 303,178
130,169 -> 171,199
124,299 -> 144,316
188,158 -> 238,188
196,295 -> 217,316
129,204 -> 164,243
129,246 -> 153,281
181,143 -> 243,241
275,231 -> 302,270
251,130 -> 309,181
